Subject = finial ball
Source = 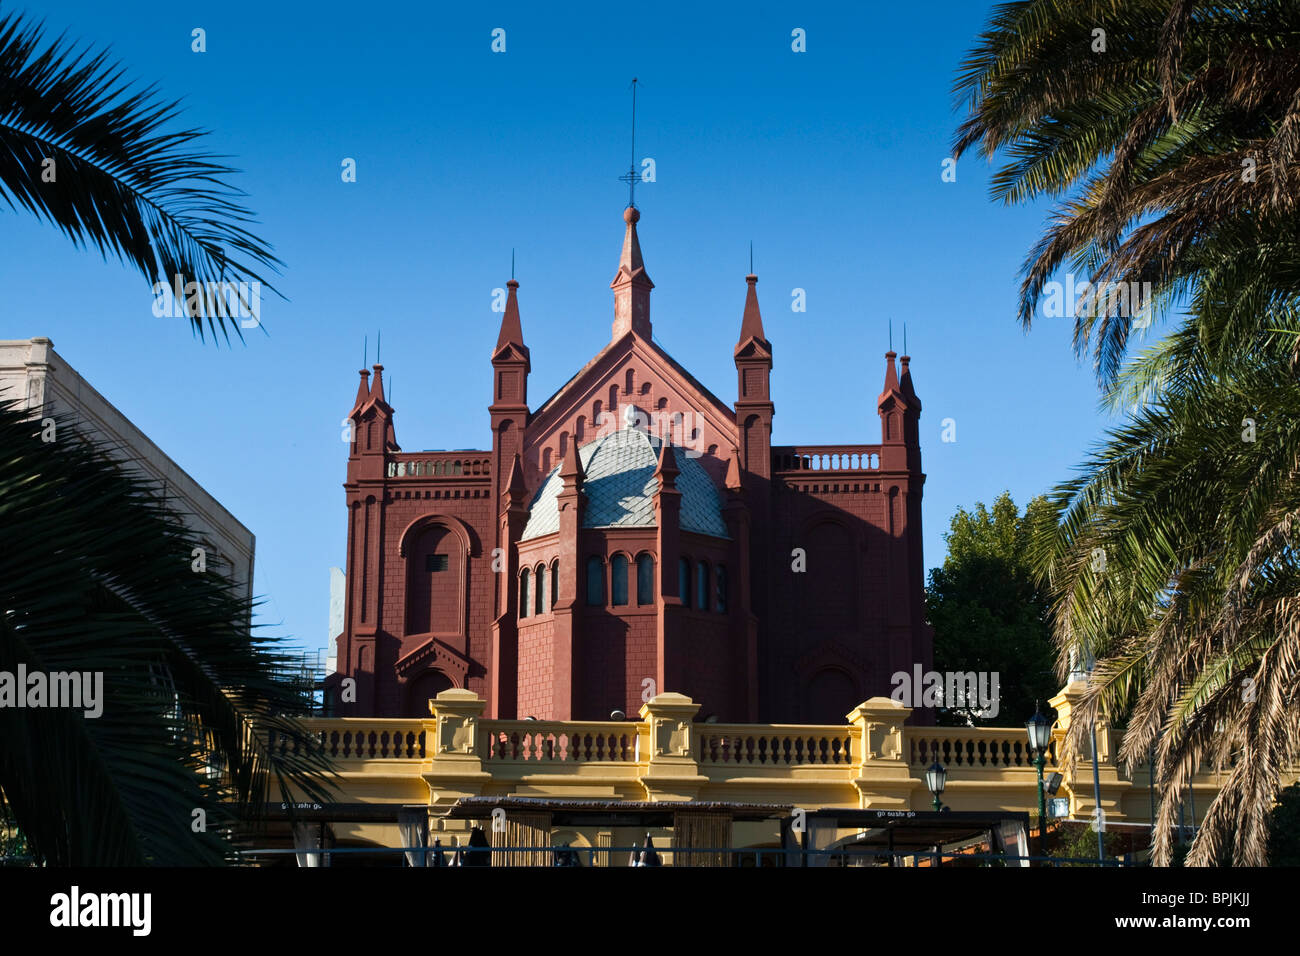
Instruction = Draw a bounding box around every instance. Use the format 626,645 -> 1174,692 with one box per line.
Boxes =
624,206 -> 640,224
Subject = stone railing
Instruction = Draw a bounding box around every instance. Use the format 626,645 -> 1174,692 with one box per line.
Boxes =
292,687 -> 1298,824
482,720 -> 641,764
908,728 -> 1055,769
273,718 -> 426,760
771,445 -> 881,472
386,452 -> 491,479
697,725 -> 856,766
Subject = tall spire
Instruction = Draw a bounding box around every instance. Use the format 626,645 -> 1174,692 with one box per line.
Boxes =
495,278 -> 528,364
735,272 -> 768,355
611,206 -> 653,341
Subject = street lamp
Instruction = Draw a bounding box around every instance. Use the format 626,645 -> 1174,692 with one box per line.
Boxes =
1026,706 -> 1053,859
925,761 -> 947,812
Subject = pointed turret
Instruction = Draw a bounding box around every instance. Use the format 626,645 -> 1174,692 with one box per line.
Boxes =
734,271 -> 774,482
490,275 -> 530,514
504,453 -> 528,504
559,438 -> 585,487
879,351 -> 900,399
734,274 -> 769,356
346,362 -> 398,475
369,363 -> 388,405
611,206 -> 653,341
724,448 -> 743,492
494,279 -> 530,368
899,353 -> 921,411
653,440 -> 679,487
878,349 -> 920,473
361,364 -> 398,452
350,368 -> 370,417
898,353 -> 922,454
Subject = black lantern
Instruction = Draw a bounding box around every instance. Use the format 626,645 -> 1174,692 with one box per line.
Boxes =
1026,710 -> 1053,753
925,760 -> 947,811
1025,705 -> 1052,859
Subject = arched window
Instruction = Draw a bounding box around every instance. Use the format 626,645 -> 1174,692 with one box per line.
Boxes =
678,558 -> 691,608
586,557 -> 605,606
535,564 -> 547,615
611,554 -> 629,606
696,561 -> 710,610
715,564 -> 727,612
636,553 -> 654,605
550,560 -> 559,607
519,568 -> 531,619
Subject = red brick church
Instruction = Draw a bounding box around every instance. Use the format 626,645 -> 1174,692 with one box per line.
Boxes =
327,204 -> 931,724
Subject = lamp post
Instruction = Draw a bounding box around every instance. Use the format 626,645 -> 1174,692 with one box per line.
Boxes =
924,761 -> 947,812
1026,707 -> 1053,860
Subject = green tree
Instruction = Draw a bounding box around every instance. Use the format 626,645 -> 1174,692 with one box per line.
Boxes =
954,1 -> 1300,865
926,493 -> 1058,727
1268,783 -> 1300,867
952,0 -> 1300,386
1048,822 -> 1127,866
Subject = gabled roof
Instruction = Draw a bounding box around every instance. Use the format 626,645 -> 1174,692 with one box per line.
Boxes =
531,331 -> 734,426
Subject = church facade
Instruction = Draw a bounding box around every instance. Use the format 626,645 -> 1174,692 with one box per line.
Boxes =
327,205 -> 931,724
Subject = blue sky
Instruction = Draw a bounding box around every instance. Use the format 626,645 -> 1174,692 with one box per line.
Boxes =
5,1 -> 1119,655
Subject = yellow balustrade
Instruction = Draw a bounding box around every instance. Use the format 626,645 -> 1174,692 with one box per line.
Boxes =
284,688 -> 1298,833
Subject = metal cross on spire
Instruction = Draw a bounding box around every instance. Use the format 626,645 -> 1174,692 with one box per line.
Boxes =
618,78 -> 640,208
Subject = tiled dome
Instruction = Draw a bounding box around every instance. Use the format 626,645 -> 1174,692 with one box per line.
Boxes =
521,428 -> 729,541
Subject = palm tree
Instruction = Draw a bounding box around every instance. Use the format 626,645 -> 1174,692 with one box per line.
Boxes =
0,402 -> 335,864
1028,326 -> 1300,866
953,0 -> 1300,384
0,9 -> 331,863
954,1 -> 1300,865
0,8 -> 281,340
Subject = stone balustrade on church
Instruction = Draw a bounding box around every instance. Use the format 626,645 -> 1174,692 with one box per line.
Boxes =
771,445 -> 882,472
385,452 -> 493,479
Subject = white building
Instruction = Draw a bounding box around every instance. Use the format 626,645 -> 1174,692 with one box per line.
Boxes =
0,337 -> 254,601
